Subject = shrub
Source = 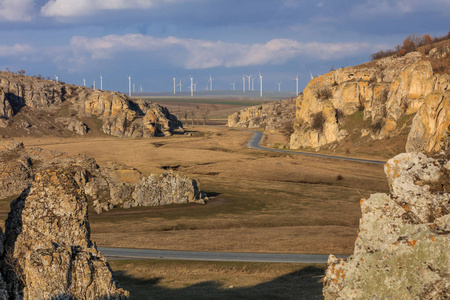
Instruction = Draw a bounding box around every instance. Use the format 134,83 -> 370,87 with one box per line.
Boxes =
371,120 -> 384,133
336,175 -> 344,181
314,86 -> 333,101
311,112 -> 326,132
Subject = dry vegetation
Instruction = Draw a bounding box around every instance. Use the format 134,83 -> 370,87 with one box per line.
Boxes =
16,125 -> 388,256
110,259 -> 325,300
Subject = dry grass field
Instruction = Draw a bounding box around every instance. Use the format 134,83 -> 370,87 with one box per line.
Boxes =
18,125 -> 388,255
109,259 -> 325,300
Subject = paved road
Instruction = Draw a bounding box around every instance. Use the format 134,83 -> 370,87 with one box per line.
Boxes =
245,130 -> 386,165
99,247 -> 346,263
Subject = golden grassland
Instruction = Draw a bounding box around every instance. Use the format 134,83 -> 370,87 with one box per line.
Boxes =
15,125 -> 388,255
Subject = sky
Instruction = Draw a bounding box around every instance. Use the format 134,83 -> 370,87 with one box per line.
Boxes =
0,0 -> 448,94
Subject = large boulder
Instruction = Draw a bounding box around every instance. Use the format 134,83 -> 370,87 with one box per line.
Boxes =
323,152 -> 450,299
3,169 -> 129,299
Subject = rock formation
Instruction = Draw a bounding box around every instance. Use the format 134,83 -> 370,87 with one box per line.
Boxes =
2,169 -> 129,299
0,72 -> 183,137
0,140 -> 207,214
323,152 -> 450,299
288,42 -> 450,152
227,98 -> 296,130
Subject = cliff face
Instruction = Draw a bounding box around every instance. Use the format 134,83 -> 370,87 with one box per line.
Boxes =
0,72 -> 183,137
1,169 -> 129,299
0,140 -> 207,214
227,98 -> 296,130
290,45 -> 450,152
323,152 -> 450,299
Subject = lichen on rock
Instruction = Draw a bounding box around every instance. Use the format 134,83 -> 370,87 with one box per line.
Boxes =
323,152 -> 450,299
3,169 -> 129,299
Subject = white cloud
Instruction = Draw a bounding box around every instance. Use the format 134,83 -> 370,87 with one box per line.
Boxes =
41,0 -> 188,17
67,34 -> 375,70
0,0 -> 34,21
0,44 -> 35,56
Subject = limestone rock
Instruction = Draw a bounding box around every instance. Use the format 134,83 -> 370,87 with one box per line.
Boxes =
55,117 -> 88,135
227,98 -> 295,130
0,71 -> 183,138
3,169 -> 129,299
323,152 -> 450,299
0,143 -> 207,214
288,47 -> 450,152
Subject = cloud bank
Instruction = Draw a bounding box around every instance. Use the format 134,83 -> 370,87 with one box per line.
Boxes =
0,0 -> 34,21
68,34 -> 375,70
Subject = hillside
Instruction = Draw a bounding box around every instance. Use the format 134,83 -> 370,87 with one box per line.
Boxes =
0,72 -> 183,138
290,40 -> 450,154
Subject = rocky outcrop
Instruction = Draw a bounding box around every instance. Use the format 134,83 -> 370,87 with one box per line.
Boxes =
0,72 -> 183,137
323,152 -> 450,299
289,44 -> 450,152
227,98 -> 296,130
56,117 -> 88,135
2,169 -> 129,299
0,140 -> 207,214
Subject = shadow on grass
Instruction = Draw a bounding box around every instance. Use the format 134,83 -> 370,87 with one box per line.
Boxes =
113,266 -> 324,300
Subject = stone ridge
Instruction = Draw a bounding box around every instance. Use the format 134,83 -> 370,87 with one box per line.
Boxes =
0,140 -> 207,214
0,71 -> 183,137
323,152 -> 450,299
227,98 -> 296,130
1,169 -> 129,299
288,45 -> 449,152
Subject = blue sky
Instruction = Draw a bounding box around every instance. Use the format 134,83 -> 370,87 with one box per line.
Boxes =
0,0 -> 448,94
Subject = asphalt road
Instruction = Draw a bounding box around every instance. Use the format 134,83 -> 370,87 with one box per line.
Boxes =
245,130 -> 386,165
99,247 -> 346,263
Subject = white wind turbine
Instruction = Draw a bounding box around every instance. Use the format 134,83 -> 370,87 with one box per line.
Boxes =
54,75 -> 59,83
252,77 -> 255,91
295,74 -> 299,96
242,75 -> 246,93
208,74 -> 213,91
128,76 -> 131,97
100,74 -> 103,90
310,70 -> 314,80
245,74 -> 252,91
276,82 -> 281,92
140,84 -> 143,93
259,72 -> 263,98
93,80 -> 95,90
177,80 -> 183,92
230,81 -> 235,91
194,82 -> 198,92
133,83 -> 135,93
190,76 -> 194,97
83,79 -> 86,87
173,77 -> 176,95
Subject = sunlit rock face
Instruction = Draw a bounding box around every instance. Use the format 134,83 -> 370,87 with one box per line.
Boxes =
323,152 -> 450,299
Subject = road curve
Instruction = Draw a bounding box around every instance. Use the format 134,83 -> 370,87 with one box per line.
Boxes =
245,130 -> 386,165
99,247 -> 346,263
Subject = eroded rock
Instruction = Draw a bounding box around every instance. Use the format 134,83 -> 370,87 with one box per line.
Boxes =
323,152 -> 450,299
3,169 -> 129,299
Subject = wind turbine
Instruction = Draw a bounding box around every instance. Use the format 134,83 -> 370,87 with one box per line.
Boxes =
100,74 -> 103,90
173,77 -> 176,95
133,83 -> 136,93
190,76 -> 194,97
259,73 -> 263,98
230,81 -> 236,91
242,75 -> 246,93
194,82 -> 198,92
245,75 -> 252,91
128,76 -> 131,97
252,77 -> 255,91
208,74 -> 213,91
276,82 -> 281,92
177,80 -> 183,92
295,74 -> 299,96
310,70 -> 314,80
83,79 -> 86,87
93,80 -> 95,90
140,84 -> 143,93
54,75 -> 59,83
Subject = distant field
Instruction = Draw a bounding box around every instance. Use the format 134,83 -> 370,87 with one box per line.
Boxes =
137,93 -> 294,125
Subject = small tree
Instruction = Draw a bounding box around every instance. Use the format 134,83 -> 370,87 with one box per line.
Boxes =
18,70 -> 25,76
311,112 -> 326,132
